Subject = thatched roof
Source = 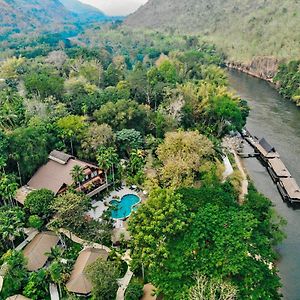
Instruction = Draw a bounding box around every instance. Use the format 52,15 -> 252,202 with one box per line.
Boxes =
66,248 -> 108,295
23,231 -> 59,271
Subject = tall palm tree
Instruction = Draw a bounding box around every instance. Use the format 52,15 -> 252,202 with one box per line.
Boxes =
97,147 -> 119,187
0,173 -> 18,206
70,165 -> 85,191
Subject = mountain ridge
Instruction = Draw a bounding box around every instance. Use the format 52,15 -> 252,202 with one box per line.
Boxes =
59,0 -> 108,22
0,0 -> 109,40
125,0 -> 300,62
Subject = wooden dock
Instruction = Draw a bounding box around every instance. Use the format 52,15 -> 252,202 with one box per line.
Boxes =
242,129 -> 300,206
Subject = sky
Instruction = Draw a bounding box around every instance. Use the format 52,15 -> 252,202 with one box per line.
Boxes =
79,0 -> 148,16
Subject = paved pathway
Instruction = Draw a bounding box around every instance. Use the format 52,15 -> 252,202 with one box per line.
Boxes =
116,268 -> 134,300
58,228 -> 111,253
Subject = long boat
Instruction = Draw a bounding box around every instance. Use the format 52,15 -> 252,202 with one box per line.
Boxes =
242,129 -> 300,206
277,178 -> 300,205
267,158 -> 291,183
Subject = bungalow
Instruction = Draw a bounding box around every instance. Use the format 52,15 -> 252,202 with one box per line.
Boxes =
16,150 -> 108,205
23,231 -> 59,271
66,247 -> 109,296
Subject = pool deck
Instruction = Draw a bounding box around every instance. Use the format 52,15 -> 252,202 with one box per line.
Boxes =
88,187 -> 144,229
103,187 -> 140,205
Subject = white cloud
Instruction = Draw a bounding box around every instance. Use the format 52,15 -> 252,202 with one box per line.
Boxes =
79,0 -> 148,16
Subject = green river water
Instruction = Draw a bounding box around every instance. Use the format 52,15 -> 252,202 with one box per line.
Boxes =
228,70 -> 300,300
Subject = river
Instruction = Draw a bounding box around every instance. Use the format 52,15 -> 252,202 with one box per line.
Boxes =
227,70 -> 300,300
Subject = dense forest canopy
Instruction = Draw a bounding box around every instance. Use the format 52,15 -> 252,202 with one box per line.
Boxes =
0,25 -> 284,300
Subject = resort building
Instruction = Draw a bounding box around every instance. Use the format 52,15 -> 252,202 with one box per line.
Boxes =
15,150 -> 108,204
66,247 -> 109,296
23,231 -> 59,271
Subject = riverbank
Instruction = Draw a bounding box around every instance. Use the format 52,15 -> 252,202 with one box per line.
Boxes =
228,69 -> 300,300
226,57 -> 278,83
226,62 -> 300,108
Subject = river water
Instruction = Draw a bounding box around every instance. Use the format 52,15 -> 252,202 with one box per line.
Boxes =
227,70 -> 300,300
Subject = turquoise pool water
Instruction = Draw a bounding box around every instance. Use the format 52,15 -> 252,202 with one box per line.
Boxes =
110,194 -> 141,219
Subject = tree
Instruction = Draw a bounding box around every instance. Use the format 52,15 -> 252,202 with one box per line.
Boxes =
24,69 -> 64,99
0,206 -> 25,251
128,188 -> 189,272
0,57 -> 25,86
188,273 -> 237,300
28,215 -> 44,230
70,165 -> 85,190
0,173 -> 18,205
81,123 -> 115,160
56,115 -> 87,154
158,60 -> 179,84
8,126 -> 49,182
97,147 -> 119,186
116,129 -> 144,157
0,250 -> 28,299
129,186 -> 283,299
45,50 -> 68,70
24,189 -> 55,219
86,258 -> 120,300
0,89 -> 25,131
23,269 -> 50,300
206,95 -> 245,136
103,63 -> 123,87
156,131 -> 214,188
125,278 -> 144,300
48,260 -> 67,297
50,191 -> 91,231
93,99 -> 150,133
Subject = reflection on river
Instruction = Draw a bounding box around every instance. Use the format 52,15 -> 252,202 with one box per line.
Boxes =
228,70 -> 300,300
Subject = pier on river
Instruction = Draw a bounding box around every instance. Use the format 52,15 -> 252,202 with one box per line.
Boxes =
241,131 -> 300,206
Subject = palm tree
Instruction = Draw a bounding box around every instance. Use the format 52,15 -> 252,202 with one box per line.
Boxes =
70,165 -> 85,191
97,147 -> 110,186
97,147 -> 119,187
106,147 -> 119,187
0,173 -> 18,206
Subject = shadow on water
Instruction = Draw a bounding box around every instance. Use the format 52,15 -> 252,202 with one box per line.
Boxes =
228,70 -> 300,300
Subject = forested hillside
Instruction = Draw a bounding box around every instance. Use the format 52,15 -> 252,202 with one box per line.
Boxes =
59,0 -> 108,22
0,0 -> 76,39
125,0 -> 300,62
0,0 -> 112,41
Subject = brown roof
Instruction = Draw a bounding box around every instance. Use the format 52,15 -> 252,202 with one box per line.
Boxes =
255,143 -> 280,158
66,248 -> 108,295
280,178 -> 300,200
268,158 -> 291,178
6,295 -> 31,300
15,186 -> 34,205
48,150 -> 74,165
27,151 -> 99,195
23,231 -> 59,271
142,284 -> 157,300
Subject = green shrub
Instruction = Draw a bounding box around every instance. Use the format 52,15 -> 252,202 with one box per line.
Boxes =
125,278 -> 144,300
28,215 -> 44,230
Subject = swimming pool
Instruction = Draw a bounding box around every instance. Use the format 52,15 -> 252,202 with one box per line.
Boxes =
110,194 -> 141,219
